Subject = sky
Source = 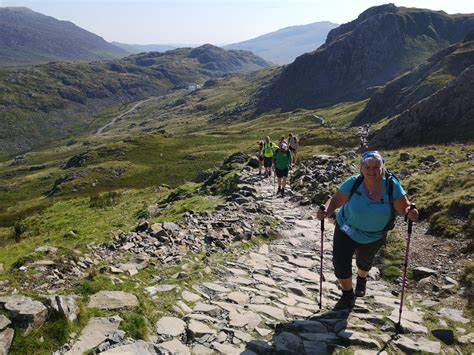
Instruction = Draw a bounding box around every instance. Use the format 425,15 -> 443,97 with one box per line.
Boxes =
2,0 -> 474,45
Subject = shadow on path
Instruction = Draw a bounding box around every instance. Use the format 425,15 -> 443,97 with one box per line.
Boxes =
245,308 -> 352,354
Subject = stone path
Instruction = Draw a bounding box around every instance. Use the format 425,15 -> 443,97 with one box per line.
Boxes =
42,162 -> 468,355
89,169 -> 463,354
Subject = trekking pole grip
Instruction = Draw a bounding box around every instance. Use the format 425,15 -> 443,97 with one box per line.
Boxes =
405,203 -> 416,234
320,205 -> 326,232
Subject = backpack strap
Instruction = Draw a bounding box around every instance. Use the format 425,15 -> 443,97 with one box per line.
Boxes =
349,175 -> 364,198
381,170 -> 400,232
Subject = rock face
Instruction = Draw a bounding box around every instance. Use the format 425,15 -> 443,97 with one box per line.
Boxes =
88,291 -> 138,310
368,65 -> 474,149
353,40 -> 474,126
257,4 -> 474,112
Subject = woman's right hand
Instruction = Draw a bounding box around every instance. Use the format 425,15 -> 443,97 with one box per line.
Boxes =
316,209 -> 327,221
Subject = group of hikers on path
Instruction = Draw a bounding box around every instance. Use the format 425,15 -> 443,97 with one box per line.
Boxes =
257,133 -> 299,197
255,143 -> 420,321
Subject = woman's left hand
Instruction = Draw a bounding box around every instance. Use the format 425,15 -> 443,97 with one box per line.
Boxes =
405,207 -> 419,222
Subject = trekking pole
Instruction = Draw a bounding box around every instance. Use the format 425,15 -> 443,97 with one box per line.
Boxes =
319,205 -> 325,310
396,203 -> 416,334
273,167 -> 276,194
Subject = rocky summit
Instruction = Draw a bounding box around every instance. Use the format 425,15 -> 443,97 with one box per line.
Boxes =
1,155 -> 471,354
257,4 -> 474,111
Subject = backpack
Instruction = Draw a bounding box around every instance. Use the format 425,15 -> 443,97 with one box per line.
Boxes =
343,170 -> 399,233
288,136 -> 298,149
263,143 -> 274,157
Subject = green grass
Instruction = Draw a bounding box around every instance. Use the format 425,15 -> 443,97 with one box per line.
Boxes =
9,315 -> 71,355
382,145 -> 473,238
120,311 -> 148,340
379,230 -> 405,281
0,188 -> 157,269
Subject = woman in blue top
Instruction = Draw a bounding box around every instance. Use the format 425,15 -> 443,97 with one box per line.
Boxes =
317,151 -> 419,310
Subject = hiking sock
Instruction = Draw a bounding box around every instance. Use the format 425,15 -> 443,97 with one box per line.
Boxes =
355,276 -> 367,297
334,289 -> 355,310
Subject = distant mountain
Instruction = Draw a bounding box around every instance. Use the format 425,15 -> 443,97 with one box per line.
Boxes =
112,43 -> 201,54
257,4 -> 474,112
225,21 -> 338,64
0,7 -> 128,66
367,38 -> 474,148
0,44 -> 271,154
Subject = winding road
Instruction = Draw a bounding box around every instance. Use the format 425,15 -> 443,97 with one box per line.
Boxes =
95,97 -> 157,134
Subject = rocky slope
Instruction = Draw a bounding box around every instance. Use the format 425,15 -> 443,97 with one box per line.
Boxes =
256,4 -> 474,112
367,65 -> 474,148
353,38 -> 474,126
225,21 -> 338,65
0,44 -> 271,155
0,7 -> 128,66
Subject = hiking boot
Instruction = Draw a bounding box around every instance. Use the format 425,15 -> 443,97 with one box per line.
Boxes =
334,289 -> 355,310
280,188 -> 285,197
269,171 -> 272,176
258,171 -> 262,176
355,276 -> 367,297
277,187 -> 282,194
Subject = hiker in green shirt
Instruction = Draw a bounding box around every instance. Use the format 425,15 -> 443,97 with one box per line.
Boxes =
274,142 -> 292,196
263,136 -> 276,178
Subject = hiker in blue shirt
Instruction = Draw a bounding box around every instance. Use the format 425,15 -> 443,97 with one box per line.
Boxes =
317,151 -> 419,310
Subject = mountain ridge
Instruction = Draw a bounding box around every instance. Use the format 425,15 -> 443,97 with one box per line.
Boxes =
256,4 -> 474,112
0,7 -> 128,66
225,21 -> 338,64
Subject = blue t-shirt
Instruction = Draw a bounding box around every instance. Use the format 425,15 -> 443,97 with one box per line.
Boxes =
336,175 -> 406,244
